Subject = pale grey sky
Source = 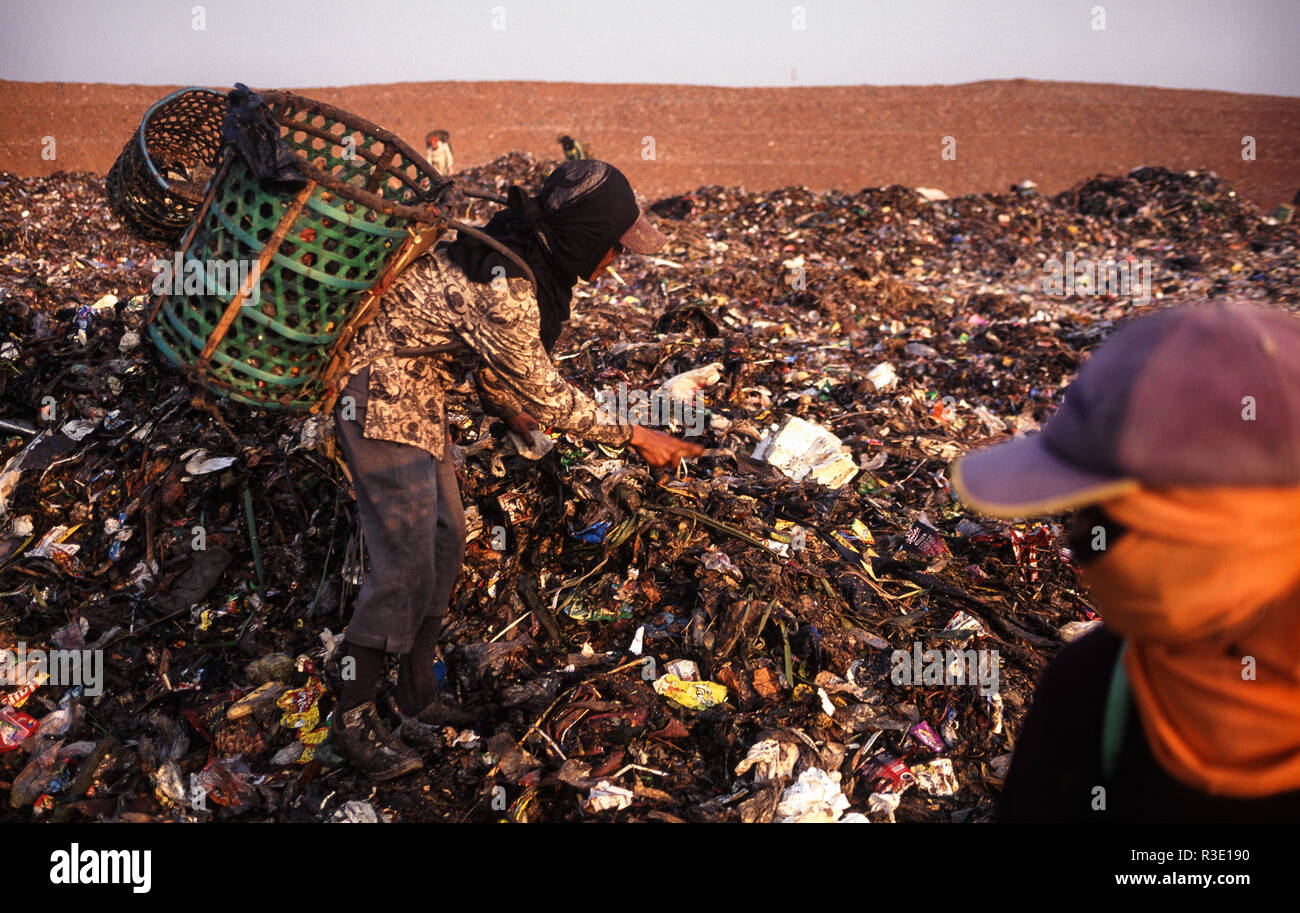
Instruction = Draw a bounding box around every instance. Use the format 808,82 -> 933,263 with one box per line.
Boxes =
2,0 -> 1297,95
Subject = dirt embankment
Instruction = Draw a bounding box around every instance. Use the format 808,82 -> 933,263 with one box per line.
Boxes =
1,78 -> 1297,207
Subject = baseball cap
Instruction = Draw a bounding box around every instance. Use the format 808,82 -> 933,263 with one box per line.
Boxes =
951,301 -> 1300,518
618,207 -> 668,255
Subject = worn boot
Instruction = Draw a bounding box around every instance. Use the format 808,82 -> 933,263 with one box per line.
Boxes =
383,681 -> 478,728
413,693 -> 478,727
331,700 -> 423,780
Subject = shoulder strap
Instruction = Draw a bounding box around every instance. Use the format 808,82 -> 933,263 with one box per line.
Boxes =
311,224 -> 446,415
1100,638 -> 1131,780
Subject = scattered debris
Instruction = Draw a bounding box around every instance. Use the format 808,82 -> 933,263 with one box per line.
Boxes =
774,768 -> 854,823
0,156 -> 1295,821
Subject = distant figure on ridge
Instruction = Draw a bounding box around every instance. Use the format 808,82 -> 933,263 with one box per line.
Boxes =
425,130 -> 454,176
557,134 -> 588,161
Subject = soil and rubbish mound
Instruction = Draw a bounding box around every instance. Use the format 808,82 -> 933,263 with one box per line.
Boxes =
0,155 -> 1295,822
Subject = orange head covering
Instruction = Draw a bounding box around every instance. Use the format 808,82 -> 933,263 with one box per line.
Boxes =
1081,486 -> 1300,797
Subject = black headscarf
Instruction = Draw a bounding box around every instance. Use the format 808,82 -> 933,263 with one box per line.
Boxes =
443,160 -> 639,351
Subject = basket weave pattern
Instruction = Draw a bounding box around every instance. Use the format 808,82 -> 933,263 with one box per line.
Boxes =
147,90 -> 447,411
106,87 -> 227,242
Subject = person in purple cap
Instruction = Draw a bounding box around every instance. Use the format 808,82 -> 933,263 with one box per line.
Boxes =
329,160 -> 702,779
951,300 -> 1300,822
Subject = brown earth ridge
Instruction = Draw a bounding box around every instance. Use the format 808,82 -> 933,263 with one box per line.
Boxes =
1,78 -> 1297,208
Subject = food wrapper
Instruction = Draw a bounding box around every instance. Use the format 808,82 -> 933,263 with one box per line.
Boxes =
2,683 -> 39,709
2,663 -> 49,709
294,738 -> 330,765
1007,523 -> 1054,583
908,720 -> 945,753
913,758 -> 960,796
663,659 -> 699,681
299,726 -> 329,746
564,600 -> 633,623
653,673 -> 727,710
277,677 -> 323,713
280,702 -> 320,732
903,518 -> 948,558
0,706 -> 39,751
858,749 -> 916,794
585,779 -> 635,813
277,677 -> 324,730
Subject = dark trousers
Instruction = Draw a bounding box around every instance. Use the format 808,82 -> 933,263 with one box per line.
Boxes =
1000,625 -> 1300,822
333,367 -> 467,654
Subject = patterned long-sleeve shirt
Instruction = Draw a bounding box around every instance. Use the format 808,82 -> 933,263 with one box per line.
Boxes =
342,246 -> 633,461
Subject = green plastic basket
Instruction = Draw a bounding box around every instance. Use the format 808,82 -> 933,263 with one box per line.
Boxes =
146,90 -> 454,411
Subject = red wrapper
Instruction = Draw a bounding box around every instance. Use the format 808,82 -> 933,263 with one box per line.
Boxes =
0,706 -> 39,751
859,749 -> 917,794
904,519 -> 949,558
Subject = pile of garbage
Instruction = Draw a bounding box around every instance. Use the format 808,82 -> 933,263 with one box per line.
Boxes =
0,158 -> 1295,822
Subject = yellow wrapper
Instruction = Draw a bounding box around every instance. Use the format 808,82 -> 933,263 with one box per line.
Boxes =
277,677 -> 324,713
280,702 -> 320,731
654,674 -> 728,710
299,726 -> 329,745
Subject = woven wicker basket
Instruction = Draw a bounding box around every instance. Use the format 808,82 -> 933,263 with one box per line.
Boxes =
145,89 -> 535,413
146,90 -> 455,411
106,87 -> 227,242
